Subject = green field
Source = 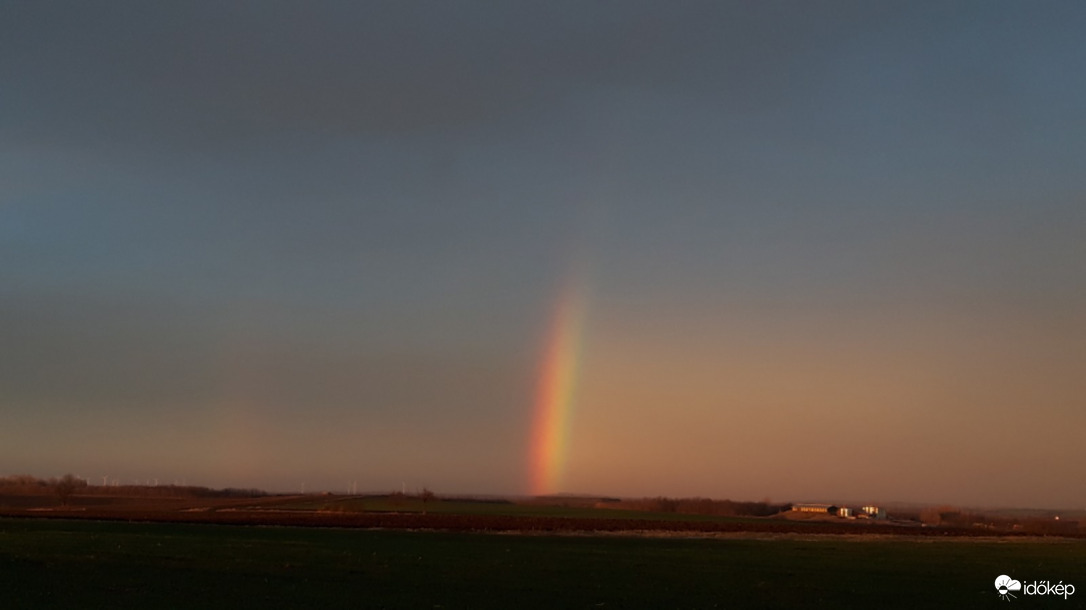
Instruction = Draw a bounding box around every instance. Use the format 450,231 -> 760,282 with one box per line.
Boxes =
1,518 -> 1082,608
290,495 -> 768,523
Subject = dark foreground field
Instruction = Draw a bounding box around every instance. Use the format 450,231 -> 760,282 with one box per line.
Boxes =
2,518 -> 1083,609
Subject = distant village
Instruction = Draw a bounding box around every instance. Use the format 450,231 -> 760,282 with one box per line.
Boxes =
792,503 -> 886,519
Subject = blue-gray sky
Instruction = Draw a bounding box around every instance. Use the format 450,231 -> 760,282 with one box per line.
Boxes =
2,1 -> 1084,508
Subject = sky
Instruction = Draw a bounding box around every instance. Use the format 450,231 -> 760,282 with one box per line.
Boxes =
2,1 -> 1084,509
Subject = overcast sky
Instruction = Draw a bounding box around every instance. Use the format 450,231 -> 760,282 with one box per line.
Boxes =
3,1 -> 1084,508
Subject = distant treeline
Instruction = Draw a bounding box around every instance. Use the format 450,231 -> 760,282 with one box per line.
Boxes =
0,474 -> 266,500
894,504 -> 1082,535
615,497 -> 790,517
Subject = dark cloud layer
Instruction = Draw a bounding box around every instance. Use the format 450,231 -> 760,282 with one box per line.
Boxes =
0,2 -> 956,144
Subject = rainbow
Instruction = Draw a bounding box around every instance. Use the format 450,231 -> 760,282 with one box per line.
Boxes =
528,276 -> 589,496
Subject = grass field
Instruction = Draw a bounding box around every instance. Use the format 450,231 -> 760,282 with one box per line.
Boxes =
2,518 -> 1083,608
291,495 -> 769,523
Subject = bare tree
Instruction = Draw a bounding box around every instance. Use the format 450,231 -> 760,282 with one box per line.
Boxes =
54,474 -> 82,506
420,488 -> 435,514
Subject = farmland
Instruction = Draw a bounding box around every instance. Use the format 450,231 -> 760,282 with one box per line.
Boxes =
2,517 -> 1084,608
1,489 -> 1078,538
2,489 -> 1083,607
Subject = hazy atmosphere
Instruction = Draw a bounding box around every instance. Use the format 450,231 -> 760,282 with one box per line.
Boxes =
3,1 -> 1084,509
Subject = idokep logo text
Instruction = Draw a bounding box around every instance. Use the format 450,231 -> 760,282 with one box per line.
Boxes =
995,575 -> 1075,601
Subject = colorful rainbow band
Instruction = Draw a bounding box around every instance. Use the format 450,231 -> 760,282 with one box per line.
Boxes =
528,278 -> 587,496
